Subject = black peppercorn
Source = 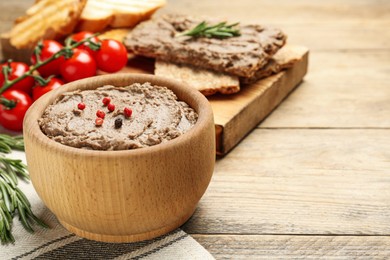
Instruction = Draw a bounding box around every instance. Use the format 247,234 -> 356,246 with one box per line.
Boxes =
114,118 -> 123,129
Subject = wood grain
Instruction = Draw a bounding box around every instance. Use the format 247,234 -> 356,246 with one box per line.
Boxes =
160,0 -> 390,24
159,0 -> 390,51
183,129 -> 390,235
192,235 -> 390,259
261,51 -> 390,128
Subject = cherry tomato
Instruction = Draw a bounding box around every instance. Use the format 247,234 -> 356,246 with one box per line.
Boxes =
31,40 -> 65,77
0,90 -> 32,131
32,77 -> 64,101
95,39 -> 128,73
71,31 -> 100,58
60,49 -> 96,82
0,62 -> 35,95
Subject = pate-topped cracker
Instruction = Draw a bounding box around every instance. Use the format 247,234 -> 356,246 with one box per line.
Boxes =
125,14 -> 286,78
242,45 -> 307,84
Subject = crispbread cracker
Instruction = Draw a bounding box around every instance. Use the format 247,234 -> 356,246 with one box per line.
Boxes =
155,61 -> 240,96
242,45 -> 305,84
125,14 -> 286,78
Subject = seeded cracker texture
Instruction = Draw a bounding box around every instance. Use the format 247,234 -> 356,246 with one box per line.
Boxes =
124,14 -> 286,78
39,83 -> 198,150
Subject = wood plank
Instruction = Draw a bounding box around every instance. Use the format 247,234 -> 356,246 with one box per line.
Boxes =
161,1 -> 390,51
162,0 -> 390,24
260,51 -> 390,128
183,129 -> 390,235
192,235 -> 390,259
210,46 -> 308,155
275,22 -> 390,51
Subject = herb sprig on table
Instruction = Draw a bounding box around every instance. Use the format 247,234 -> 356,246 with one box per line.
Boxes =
0,134 -> 24,153
176,21 -> 241,39
0,135 -> 47,244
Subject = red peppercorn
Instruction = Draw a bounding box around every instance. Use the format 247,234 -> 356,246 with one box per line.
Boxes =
96,110 -> 105,119
102,97 -> 111,106
107,103 -> 115,112
78,102 -> 86,110
95,118 -> 104,126
124,107 -> 132,118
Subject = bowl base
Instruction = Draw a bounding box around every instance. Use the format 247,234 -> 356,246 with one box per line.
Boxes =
58,208 -> 196,243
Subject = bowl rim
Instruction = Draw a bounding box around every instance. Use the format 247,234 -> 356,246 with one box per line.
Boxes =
23,73 -> 214,158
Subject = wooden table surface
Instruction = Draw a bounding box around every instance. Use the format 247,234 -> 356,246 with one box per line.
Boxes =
2,0 -> 390,258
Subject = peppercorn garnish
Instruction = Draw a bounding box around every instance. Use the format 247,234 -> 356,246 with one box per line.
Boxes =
114,118 -> 123,129
102,97 -> 111,106
107,103 -> 115,112
124,107 -> 132,118
77,102 -> 86,110
95,118 -> 104,126
96,110 -> 105,119
73,109 -> 81,116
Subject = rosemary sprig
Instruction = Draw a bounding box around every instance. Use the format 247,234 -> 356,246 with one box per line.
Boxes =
0,134 -> 24,153
0,199 -> 13,243
176,21 -> 241,39
0,135 -> 48,244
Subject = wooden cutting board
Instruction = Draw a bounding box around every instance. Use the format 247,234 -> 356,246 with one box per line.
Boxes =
118,46 -> 309,155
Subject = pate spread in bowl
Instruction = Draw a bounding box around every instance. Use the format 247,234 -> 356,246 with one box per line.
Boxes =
23,74 -> 215,243
39,83 -> 198,150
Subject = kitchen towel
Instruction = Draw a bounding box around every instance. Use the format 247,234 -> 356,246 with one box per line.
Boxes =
1,151 -> 214,260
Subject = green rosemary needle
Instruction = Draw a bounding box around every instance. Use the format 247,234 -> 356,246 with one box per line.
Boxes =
176,21 -> 241,39
0,135 -> 48,244
0,134 -> 24,154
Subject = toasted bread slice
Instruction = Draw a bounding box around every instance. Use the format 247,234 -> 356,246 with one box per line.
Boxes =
155,60 -> 240,96
5,0 -> 86,49
76,0 -> 166,32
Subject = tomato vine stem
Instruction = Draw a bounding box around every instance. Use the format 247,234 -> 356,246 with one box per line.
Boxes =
0,34 -> 101,96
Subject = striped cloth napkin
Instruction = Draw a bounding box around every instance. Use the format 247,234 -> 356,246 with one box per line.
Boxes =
1,151 -> 214,260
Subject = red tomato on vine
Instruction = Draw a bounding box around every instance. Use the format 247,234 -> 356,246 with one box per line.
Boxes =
31,40 -> 65,77
0,90 -> 32,131
95,39 -> 128,73
71,31 -> 100,58
60,49 -> 97,82
32,77 -> 64,101
0,62 -> 35,95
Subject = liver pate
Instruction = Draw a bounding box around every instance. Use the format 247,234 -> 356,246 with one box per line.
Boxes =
39,83 -> 198,150
124,14 -> 286,78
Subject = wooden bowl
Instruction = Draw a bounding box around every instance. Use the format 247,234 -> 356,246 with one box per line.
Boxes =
23,74 -> 215,243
